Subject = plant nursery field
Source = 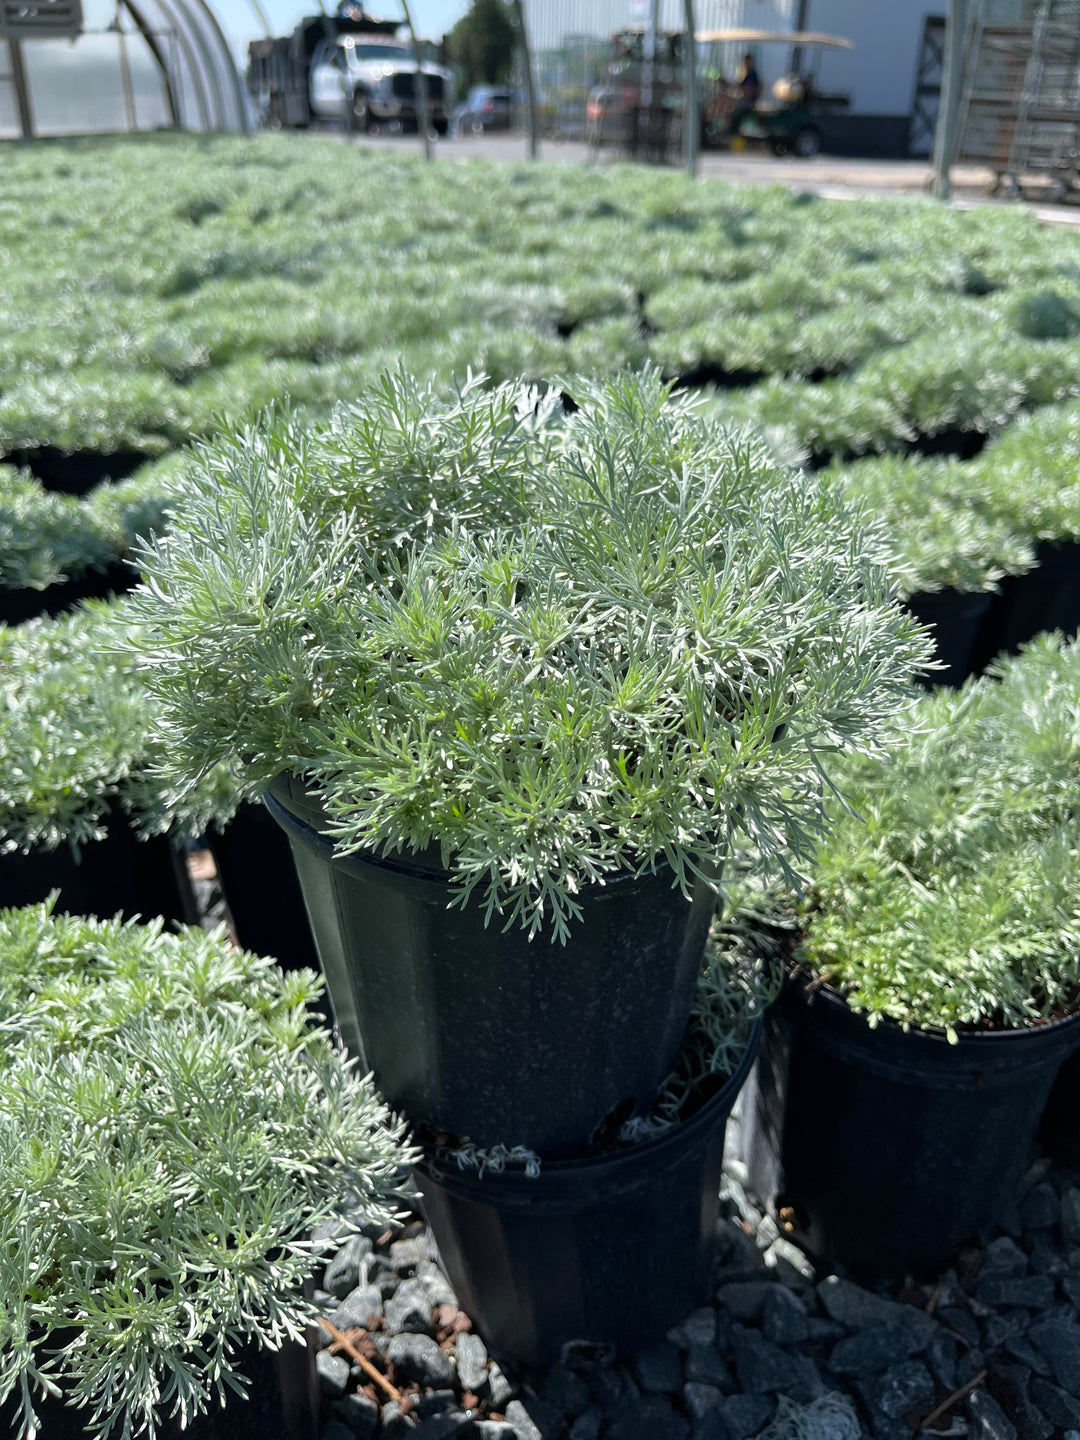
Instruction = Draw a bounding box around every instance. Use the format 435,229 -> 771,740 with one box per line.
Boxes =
4,134 -> 1080,1440
3,132 -> 1080,603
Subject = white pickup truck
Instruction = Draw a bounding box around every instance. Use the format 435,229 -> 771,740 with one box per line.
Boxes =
308,33 -> 453,133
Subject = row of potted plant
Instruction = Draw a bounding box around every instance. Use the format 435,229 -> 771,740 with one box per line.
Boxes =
12,296 -> 1078,474
0,599 -> 198,923
738,628 -> 1080,1276
5,137 -> 1080,471
6,363 -> 1077,1386
91,361 -> 1073,1362
720,320 -> 1080,463
8,388 -> 1074,710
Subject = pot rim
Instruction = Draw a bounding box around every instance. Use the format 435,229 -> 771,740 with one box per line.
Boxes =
420,1017 -> 762,1192
265,773 -> 694,894
789,966 -> 1080,1047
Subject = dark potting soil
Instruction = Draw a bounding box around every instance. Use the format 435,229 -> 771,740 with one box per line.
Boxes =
311,1113 -> 1080,1440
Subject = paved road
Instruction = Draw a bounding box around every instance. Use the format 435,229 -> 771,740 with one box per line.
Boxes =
350,129 -> 1080,226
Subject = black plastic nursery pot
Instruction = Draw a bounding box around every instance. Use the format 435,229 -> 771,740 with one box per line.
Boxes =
0,1334 -> 318,1440
743,972 -> 1080,1278
995,539 -> 1080,656
0,817 -> 196,924
0,563 -> 137,627
208,802 -> 320,972
415,1023 -> 761,1371
9,446 -> 149,495
264,773 -> 718,1156
904,588 -> 993,689
1040,1047 -> 1080,1164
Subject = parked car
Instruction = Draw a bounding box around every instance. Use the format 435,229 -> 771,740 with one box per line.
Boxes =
308,32 -> 452,133
454,84 -> 513,135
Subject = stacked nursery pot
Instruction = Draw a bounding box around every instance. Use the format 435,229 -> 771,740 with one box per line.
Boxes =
0,902 -> 410,1440
131,369 -> 930,1367
741,631 -> 1080,1278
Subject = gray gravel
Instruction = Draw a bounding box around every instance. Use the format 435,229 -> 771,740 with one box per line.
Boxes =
313,1128 -> 1080,1440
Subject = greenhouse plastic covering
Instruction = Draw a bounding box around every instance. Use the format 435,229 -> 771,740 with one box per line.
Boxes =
0,0 -> 248,136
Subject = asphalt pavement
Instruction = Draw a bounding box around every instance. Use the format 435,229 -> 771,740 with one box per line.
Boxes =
349,128 -> 1080,227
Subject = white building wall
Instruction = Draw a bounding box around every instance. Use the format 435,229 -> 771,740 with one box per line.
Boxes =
797,0 -> 935,116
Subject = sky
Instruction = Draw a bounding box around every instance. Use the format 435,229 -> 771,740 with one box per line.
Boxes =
213,0 -> 471,60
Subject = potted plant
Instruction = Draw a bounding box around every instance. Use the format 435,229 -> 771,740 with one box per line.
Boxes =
0,898 -> 411,1440
825,451 -> 1035,687
0,596 -> 320,970
968,398 -> 1080,655
0,366 -> 180,494
0,470 -> 126,627
130,368 -> 929,1156
741,631 -> 1080,1277
0,457 -> 181,626
0,599 -> 207,922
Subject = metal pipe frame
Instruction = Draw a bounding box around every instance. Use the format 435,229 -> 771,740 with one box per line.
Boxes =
121,0 -> 179,124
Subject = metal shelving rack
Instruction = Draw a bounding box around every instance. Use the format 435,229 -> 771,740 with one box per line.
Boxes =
1007,0 -> 1080,193
955,0 -> 1080,198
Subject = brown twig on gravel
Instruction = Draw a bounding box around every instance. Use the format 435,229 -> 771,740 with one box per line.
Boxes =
321,1318 -> 408,1409
919,1369 -> 987,1431
924,1281 -> 943,1315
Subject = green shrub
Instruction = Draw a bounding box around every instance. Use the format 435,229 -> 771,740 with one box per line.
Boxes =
0,368 -> 181,457
6,135 -> 1080,491
0,456 -> 185,592
83,450 -> 190,555
855,331 -> 1030,438
0,900 -> 410,1440
718,375 -> 908,458
563,316 -> 650,375
1008,286 -> 1080,340
0,467 -> 115,590
131,368 -> 929,941
972,399 -> 1080,543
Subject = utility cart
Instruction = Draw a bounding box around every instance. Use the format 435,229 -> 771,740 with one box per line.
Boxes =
697,27 -> 853,158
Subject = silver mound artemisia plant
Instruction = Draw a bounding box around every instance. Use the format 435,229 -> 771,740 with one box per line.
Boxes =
0,901 -> 411,1440
131,368 -> 931,942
